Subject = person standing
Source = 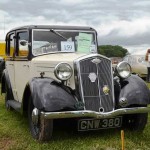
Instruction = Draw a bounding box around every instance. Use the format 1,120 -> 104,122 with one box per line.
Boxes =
145,49 -> 150,82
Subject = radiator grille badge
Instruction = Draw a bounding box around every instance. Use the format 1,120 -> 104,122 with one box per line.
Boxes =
91,58 -> 101,64
75,101 -> 84,110
88,73 -> 97,82
103,85 -> 110,95
119,97 -> 128,107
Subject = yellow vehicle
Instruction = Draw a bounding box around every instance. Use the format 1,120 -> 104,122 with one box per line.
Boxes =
0,41 -> 6,78
0,41 -> 6,58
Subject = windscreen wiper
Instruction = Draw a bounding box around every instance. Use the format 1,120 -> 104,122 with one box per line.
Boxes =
50,29 -> 67,40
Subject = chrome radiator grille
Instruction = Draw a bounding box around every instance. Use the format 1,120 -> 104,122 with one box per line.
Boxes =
75,55 -> 114,112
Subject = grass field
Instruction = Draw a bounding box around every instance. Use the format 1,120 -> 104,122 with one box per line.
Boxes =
0,85 -> 150,150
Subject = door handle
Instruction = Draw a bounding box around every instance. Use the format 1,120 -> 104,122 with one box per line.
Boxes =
9,64 -> 14,66
23,65 -> 29,67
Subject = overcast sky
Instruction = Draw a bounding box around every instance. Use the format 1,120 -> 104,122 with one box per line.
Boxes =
0,0 -> 150,54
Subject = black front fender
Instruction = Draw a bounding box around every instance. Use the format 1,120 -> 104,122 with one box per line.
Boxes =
28,78 -> 77,112
119,75 -> 150,106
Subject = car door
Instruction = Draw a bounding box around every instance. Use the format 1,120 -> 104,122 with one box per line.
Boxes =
13,30 -> 30,102
6,32 -> 18,100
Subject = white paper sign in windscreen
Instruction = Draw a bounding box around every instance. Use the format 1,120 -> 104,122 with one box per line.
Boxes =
61,41 -> 75,52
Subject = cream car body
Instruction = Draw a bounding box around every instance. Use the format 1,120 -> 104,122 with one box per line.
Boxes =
7,53 -> 86,102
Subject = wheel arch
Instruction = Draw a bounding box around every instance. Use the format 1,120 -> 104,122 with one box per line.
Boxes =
119,75 -> 150,106
21,83 -> 31,115
1,69 -> 13,100
21,77 -> 77,114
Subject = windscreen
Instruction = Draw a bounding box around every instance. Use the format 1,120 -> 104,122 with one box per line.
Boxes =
32,29 -> 97,56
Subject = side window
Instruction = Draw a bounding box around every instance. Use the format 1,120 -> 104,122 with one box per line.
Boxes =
7,33 -> 15,57
16,32 -> 28,57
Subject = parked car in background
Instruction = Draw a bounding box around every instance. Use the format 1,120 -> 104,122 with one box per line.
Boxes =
1,25 -> 150,141
110,57 -> 123,68
123,55 -> 148,80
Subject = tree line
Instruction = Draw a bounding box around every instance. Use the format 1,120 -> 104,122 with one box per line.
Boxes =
98,45 -> 129,58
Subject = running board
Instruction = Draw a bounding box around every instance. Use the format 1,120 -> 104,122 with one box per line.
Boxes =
7,100 -> 21,112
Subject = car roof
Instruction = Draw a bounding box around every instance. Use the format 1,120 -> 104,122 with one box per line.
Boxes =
9,25 -> 96,32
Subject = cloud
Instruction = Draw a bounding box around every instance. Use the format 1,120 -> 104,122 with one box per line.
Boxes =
0,0 -> 150,54
0,0 -> 10,3
97,16 -> 150,53
125,44 -> 150,55
59,0 -> 86,4
99,17 -> 150,37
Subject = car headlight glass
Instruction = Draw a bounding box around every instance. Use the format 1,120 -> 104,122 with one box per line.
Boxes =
116,61 -> 131,78
54,63 -> 72,81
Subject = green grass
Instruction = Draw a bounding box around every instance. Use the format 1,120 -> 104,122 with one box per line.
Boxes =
0,85 -> 150,150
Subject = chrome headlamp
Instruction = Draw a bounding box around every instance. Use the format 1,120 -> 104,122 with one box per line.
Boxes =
54,63 -> 73,81
116,61 -> 131,79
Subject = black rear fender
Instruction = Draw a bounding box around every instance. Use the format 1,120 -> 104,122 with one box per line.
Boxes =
1,69 -> 12,93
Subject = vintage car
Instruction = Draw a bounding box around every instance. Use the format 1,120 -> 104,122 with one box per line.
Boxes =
123,55 -> 148,80
1,25 -> 150,141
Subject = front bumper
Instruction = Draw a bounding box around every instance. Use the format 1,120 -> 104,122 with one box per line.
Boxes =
40,107 -> 150,120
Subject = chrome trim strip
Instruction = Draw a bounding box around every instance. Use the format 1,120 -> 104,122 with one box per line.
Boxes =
33,29 -> 96,33
40,107 -> 150,119
75,59 -> 86,110
96,63 -> 102,108
76,53 -> 110,62
110,61 -> 115,110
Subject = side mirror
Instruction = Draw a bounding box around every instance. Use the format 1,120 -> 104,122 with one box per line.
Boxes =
20,40 -> 28,46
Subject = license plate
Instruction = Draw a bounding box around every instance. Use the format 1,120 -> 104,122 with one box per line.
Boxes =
78,116 -> 122,131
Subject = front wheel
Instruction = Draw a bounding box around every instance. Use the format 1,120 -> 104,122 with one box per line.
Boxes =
123,113 -> 148,131
28,96 -> 53,141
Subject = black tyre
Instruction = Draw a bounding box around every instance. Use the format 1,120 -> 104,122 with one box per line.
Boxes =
123,113 -> 148,131
28,96 -> 53,141
5,84 -> 12,110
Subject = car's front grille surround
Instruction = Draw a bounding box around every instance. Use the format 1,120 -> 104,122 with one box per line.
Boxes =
74,54 -> 114,112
